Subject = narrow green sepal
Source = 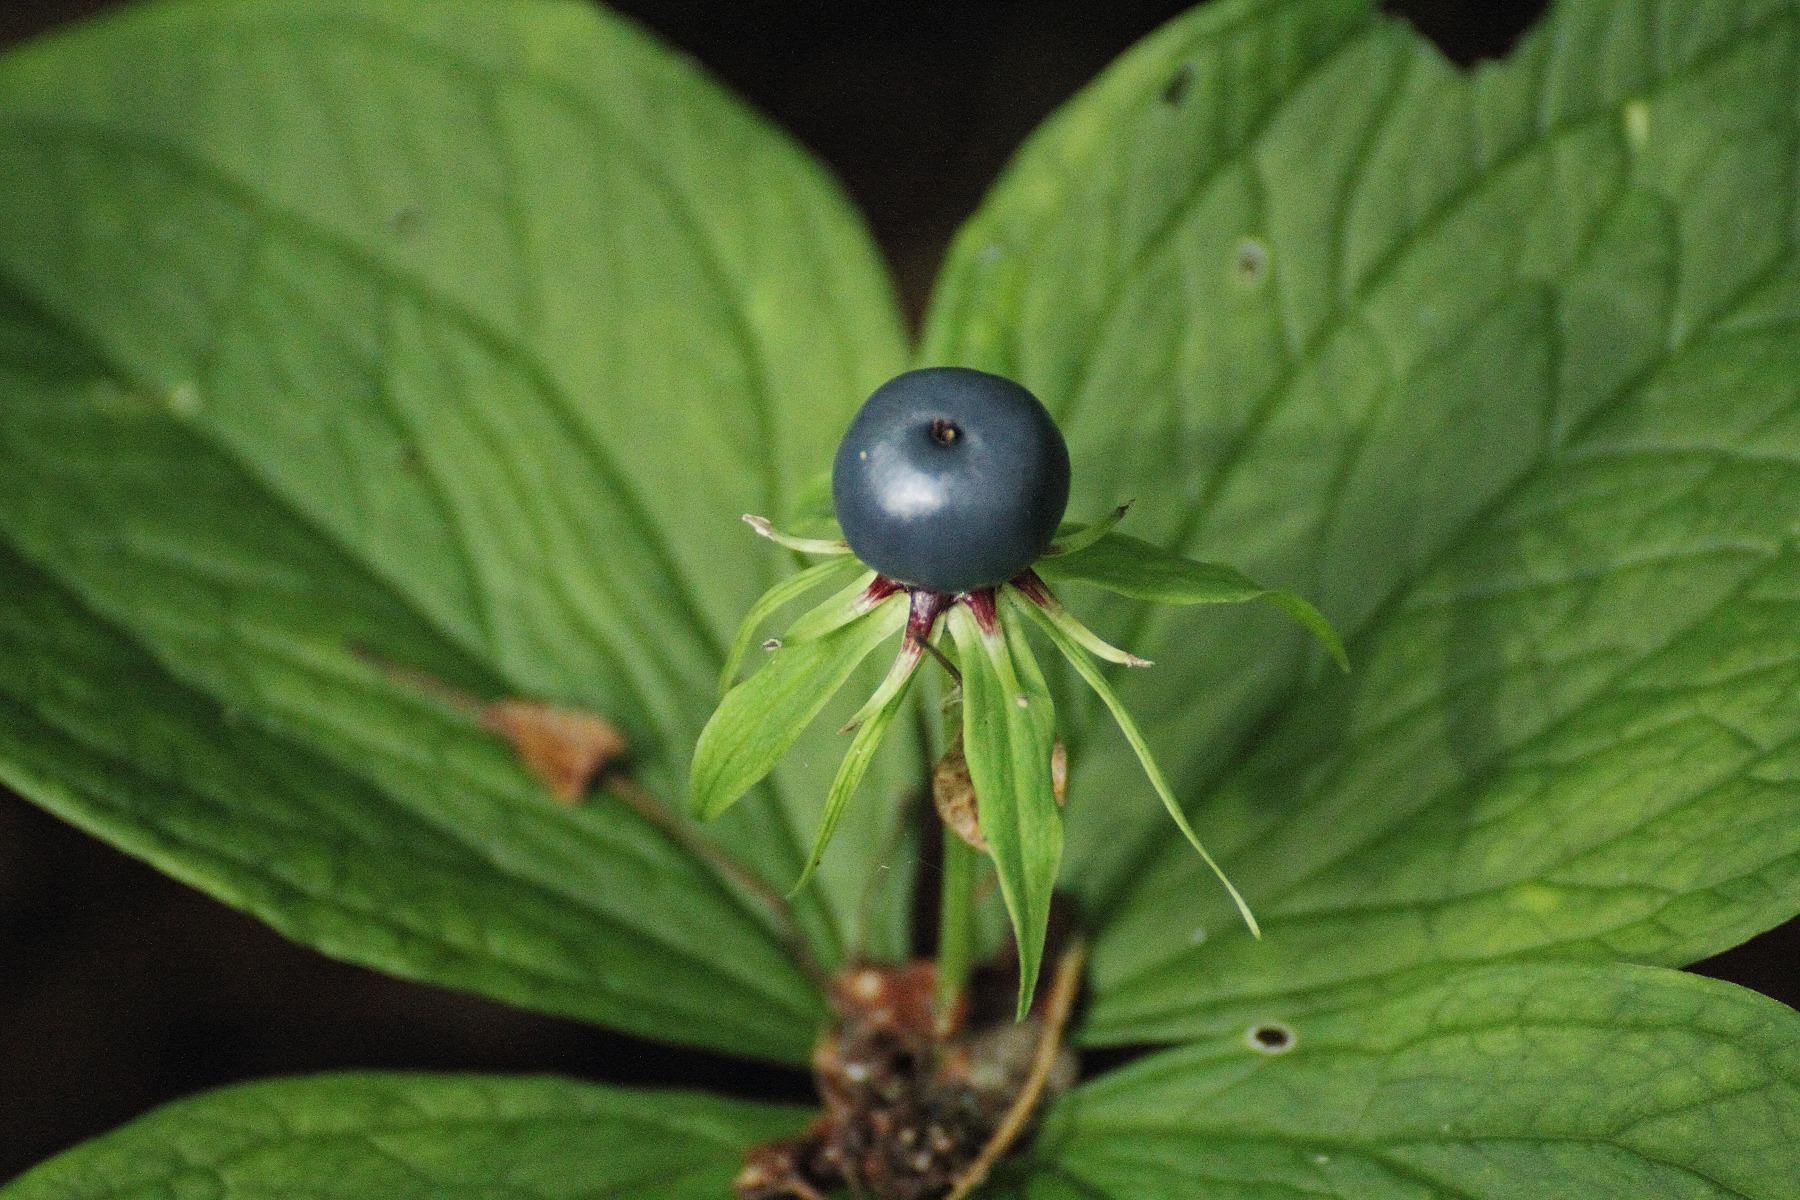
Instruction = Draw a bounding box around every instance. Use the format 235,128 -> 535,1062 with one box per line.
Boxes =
1007,587 -> 1260,940
781,571 -> 887,644
1014,572 -> 1150,666
743,513 -> 852,556
719,555 -> 865,694
1044,501 -> 1132,557
689,591 -> 906,821
947,602 -> 1061,1020
791,643 -> 924,894
1036,530 -> 1348,671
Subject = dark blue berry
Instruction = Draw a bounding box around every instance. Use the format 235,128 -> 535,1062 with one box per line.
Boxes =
832,367 -> 1071,594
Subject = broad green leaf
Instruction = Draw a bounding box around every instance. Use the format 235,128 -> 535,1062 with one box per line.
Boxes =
948,602 -> 1061,1015
690,593 -> 907,821
1022,963 -> 1800,1200
924,0 -> 1800,1043
719,554 -> 865,694
1007,587 -> 1257,938
0,0 -> 910,1058
0,543 -> 822,1059
0,1072 -> 806,1199
1035,531 -> 1347,670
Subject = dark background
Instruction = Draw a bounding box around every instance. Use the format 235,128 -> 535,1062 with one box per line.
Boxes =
2,0 -> 1794,1181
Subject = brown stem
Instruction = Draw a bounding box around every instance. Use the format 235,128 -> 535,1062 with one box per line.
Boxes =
918,635 -> 962,684
353,649 -> 488,720
944,938 -> 1088,1200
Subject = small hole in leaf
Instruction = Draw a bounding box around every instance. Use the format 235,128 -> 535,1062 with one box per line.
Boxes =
1247,1022 -> 1295,1054
929,418 -> 961,446
1233,237 -> 1269,286
1161,64 -> 1193,105
762,638 -> 782,651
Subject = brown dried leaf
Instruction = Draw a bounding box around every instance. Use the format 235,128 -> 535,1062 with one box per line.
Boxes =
931,738 -> 986,853
483,700 -> 628,804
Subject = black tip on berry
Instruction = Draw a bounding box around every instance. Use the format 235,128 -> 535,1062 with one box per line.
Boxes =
831,367 -> 1071,594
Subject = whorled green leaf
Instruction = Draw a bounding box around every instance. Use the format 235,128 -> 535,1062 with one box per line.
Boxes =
947,601 -> 1062,1016
0,0 -> 910,1059
925,0 -> 1800,1045
1036,530 -> 1347,670
690,592 -> 907,821
1018,963 -> 1800,1200
1007,587 -> 1258,938
0,1072 -> 807,1199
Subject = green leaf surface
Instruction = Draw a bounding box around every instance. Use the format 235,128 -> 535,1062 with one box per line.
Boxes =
1021,963 -> 1800,1200
0,1072 -> 806,1199
0,543 -> 823,1058
1036,530 -> 1347,669
691,593 -> 907,821
0,0 -> 910,1059
948,602 -> 1062,1015
925,0 -> 1800,1044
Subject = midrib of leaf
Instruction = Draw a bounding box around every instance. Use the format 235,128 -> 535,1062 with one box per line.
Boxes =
1063,5 -> 1797,920
108,1113 -> 759,1170
0,111 -> 851,957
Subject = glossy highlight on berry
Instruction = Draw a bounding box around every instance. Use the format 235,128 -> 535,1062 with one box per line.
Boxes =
832,367 -> 1071,594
